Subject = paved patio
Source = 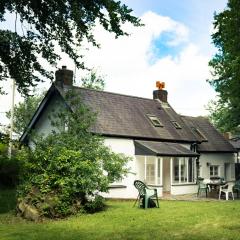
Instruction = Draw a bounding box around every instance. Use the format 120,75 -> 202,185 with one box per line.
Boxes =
160,192 -> 238,201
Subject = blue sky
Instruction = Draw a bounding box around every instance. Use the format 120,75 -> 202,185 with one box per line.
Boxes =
79,0 -> 227,116
0,1 -> 229,128
123,0 -> 227,56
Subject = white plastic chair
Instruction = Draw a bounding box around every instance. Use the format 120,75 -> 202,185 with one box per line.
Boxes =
219,182 -> 235,200
203,179 -> 211,184
203,179 -> 211,192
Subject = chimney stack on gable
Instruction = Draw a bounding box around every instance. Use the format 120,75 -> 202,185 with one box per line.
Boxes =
153,81 -> 168,102
55,66 -> 73,88
223,132 -> 232,140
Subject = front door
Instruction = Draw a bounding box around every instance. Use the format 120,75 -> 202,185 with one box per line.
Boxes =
162,157 -> 171,192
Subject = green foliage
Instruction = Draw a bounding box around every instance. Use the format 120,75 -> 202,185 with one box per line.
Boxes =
83,195 -> 106,214
81,70 -> 105,90
0,155 -> 20,188
0,1 -> 141,95
0,141 -> 20,188
0,142 -> 7,155
208,0 -> 240,133
207,100 -> 240,134
0,132 -> 8,145
17,90 -> 130,218
6,91 -> 44,135
0,188 -> 16,215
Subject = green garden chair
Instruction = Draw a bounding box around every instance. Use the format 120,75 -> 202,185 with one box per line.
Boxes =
133,180 -> 159,209
233,179 -> 240,198
197,177 -> 208,197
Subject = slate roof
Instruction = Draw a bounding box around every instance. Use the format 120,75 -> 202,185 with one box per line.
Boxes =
20,84 -> 236,153
229,137 -> 240,150
181,116 -> 236,153
56,85 -> 198,143
135,140 -> 199,157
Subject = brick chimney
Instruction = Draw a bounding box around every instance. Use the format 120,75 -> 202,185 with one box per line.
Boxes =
153,81 -> 168,102
223,132 -> 232,140
55,66 -> 73,88
153,89 -> 168,102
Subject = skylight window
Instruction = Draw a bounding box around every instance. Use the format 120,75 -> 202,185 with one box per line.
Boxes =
147,114 -> 163,127
192,127 -> 207,141
171,120 -> 182,129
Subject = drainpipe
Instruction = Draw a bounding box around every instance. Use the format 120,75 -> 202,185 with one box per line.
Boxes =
191,142 -> 198,153
191,143 -> 199,181
196,156 -> 200,180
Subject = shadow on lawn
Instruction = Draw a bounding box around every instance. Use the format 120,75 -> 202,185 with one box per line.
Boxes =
0,187 -> 17,214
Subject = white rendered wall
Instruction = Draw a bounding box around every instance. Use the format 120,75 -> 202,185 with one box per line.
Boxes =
199,153 -> 235,181
28,94 -> 65,147
102,138 -> 139,199
171,185 -> 198,195
103,139 -> 163,198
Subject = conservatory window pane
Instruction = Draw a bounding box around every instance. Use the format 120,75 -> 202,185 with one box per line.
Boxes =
173,157 -> 179,183
173,157 -> 195,184
180,158 -> 187,183
146,163 -> 155,184
188,158 -> 195,183
145,157 -> 161,185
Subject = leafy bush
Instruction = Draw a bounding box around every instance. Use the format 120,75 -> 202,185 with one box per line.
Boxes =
17,133 -> 129,218
0,156 -> 20,187
17,90 -> 131,219
84,195 -> 106,214
0,143 -> 20,188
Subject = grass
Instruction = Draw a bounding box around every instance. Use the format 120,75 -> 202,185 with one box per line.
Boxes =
1,189 -> 240,240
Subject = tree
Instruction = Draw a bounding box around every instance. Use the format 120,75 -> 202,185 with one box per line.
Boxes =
0,1 -> 141,95
207,100 -> 240,134
208,0 -> 240,133
81,69 -> 105,90
17,89 -> 130,218
6,91 -> 44,135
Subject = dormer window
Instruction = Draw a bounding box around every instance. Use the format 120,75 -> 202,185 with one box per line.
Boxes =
171,120 -> 182,129
147,114 -> 163,127
192,127 -> 207,141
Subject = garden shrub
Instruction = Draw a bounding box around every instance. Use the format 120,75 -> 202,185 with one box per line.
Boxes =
0,143 -> 20,188
17,90 -> 131,219
0,156 -> 20,187
84,195 -> 106,213
17,133 -> 129,219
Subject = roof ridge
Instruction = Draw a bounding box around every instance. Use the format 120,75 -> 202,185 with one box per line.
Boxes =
180,115 -> 207,119
70,85 -> 159,102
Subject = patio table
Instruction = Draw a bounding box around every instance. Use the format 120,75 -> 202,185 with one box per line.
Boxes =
207,182 -> 226,197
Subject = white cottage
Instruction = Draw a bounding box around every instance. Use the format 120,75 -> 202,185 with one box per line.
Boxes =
20,66 -> 236,198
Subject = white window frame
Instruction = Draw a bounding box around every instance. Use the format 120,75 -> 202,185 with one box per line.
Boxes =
171,157 -> 196,184
210,165 -> 219,177
144,156 -> 162,185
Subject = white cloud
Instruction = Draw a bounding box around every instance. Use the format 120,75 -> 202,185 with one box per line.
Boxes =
78,11 -> 216,116
0,11 -> 216,130
152,44 -> 216,116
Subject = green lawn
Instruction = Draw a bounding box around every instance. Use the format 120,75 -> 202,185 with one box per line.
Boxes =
1,189 -> 240,240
